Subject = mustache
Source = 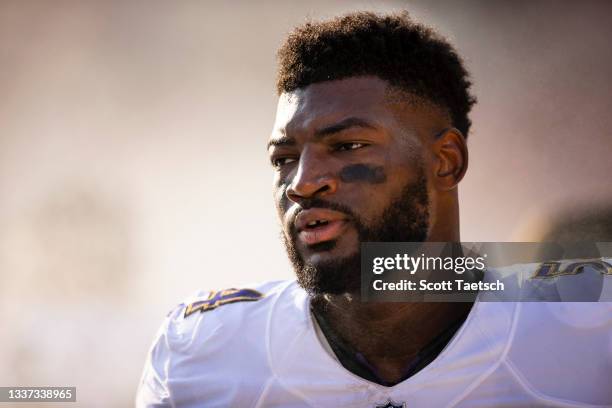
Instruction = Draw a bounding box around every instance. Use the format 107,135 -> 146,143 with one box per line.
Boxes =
296,197 -> 357,217
288,198 -> 358,234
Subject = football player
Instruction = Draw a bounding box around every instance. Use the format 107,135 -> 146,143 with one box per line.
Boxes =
137,12 -> 612,407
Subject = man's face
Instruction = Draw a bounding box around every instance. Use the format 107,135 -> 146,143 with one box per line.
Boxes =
268,76 -> 438,295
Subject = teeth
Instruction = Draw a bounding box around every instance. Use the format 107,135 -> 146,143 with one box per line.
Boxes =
306,219 -> 328,228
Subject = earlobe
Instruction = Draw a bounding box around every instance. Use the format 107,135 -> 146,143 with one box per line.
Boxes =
433,128 -> 468,190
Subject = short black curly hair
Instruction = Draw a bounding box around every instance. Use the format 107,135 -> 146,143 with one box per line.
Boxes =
276,11 -> 476,138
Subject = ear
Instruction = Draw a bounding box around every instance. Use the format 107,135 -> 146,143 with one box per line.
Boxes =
431,128 -> 468,190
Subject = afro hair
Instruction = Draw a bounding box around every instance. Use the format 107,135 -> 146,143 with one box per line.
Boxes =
276,11 -> 477,137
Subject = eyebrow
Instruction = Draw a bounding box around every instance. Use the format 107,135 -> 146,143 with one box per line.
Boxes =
267,117 -> 378,150
267,135 -> 295,150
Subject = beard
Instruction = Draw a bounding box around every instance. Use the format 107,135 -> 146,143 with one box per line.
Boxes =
283,167 -> 430,296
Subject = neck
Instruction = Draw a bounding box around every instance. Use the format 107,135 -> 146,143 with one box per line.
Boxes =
311,207 -> 466,384
428,193 -> 461,242
312,292 -> 471,384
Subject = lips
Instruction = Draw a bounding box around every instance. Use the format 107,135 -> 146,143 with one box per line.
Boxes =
295,208 -> 348,246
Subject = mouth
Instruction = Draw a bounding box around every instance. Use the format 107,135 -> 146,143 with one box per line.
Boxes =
294,208 -> 349,246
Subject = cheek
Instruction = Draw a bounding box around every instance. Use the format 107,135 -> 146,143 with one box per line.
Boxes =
273,182 -> 289,215
273,168 -> 294,191
339,164 -> 386,184
343,164 -> 414,220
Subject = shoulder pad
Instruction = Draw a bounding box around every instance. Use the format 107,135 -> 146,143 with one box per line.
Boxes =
184,288 -> 264,317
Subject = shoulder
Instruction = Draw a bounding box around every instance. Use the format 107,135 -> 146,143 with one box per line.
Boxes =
482,257 -> 612,301
136,280 -> 306,406
164,280 -> 299,351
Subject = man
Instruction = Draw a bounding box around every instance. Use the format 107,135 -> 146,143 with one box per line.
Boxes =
137,12 -> 612,407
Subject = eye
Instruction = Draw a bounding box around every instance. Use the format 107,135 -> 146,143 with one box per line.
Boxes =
271,157 -> 297,169
336,142 -> 366,151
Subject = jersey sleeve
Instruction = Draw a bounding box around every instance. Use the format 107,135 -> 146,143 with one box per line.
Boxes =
135,283 -> 278,407
135,304 -> 182,408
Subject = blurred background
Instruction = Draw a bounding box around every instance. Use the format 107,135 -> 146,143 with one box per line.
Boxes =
1,0 -> 611,406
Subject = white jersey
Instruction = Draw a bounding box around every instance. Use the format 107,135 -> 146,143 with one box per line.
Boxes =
137,268 -> 612,407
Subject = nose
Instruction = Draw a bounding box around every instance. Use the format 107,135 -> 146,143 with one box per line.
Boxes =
286,147 -> 338,202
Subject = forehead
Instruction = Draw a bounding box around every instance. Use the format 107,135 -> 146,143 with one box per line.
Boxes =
272,76 -> 395,136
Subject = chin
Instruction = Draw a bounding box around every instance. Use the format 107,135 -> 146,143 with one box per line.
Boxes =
295,247 -> 362,296
301,241 -> 356,263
